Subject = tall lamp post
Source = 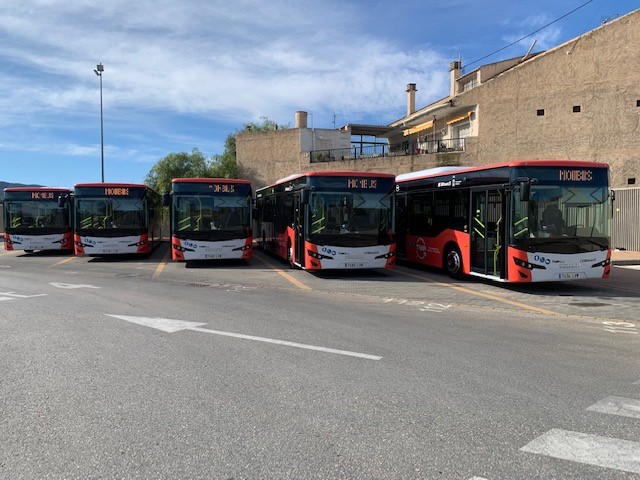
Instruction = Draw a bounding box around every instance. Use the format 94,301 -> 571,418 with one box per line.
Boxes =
94,63 -> 104,182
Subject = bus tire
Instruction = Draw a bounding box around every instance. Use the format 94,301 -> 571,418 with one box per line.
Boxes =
444,244 -> 463,279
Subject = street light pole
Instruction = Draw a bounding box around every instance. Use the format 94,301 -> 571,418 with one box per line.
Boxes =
94,63 -> 104,182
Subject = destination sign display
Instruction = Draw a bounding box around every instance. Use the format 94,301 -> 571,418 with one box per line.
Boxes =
211,183 -> 235,193
4,190 -> 68,201
31,191 -> 57,200
559,170 -> 593,182
308,176 -> 394,192
104,187 -> 130,196
347,178 -> 378,189
74,186 -> 147,199
172,181 -> 251,196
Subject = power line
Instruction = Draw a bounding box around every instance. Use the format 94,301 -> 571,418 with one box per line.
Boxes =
463,0 -> 595,70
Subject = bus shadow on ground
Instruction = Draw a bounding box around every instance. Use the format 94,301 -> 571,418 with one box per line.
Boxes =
500,280 -> 640,299
310,269 -> 393,281
17,250 -> 72,258
184,259 -> 253,269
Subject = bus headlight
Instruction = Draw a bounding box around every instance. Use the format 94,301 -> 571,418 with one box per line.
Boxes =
232,244 -> 252,251
173,244 -> 195,252
308,250 -> 333,260
513,257 -> 546,270
128,240 -> 148,247
591,258 -> 611,268
375,251 -> 395,259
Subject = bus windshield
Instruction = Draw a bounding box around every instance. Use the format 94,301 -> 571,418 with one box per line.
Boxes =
6,200 -> 69,232
308,190 -> 394,246
76,198 -> 146,231
511,183 -> 611,253
172,194 -> 250,240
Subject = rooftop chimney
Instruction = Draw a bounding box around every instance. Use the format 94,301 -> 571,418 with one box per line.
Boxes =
295,111 -> 308,129
450,61 -> 461,97
406,83 -> 417,116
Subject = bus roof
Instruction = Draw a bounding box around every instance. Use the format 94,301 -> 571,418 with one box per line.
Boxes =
4,186 -> 71,192
171,178 -> 251,184
74,182 -> 148,189
396,160 -> 610,183
271,170 -> 395,186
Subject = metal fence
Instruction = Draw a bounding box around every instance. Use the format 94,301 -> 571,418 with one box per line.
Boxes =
310,138 -> 466,163
612,187 -> 640,251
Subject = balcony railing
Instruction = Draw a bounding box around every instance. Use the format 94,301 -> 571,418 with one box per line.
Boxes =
310,138 -> 465,163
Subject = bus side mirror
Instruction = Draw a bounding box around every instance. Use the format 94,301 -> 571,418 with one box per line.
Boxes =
162,193 -> 171,207
58,193 -> 68,207
519,181 -> 531,202
301,190 -> 309,203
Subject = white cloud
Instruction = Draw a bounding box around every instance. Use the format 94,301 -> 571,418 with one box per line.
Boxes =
0,0 -> 449,127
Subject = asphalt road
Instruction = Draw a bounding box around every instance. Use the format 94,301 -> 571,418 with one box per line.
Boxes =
1,244 -> 639,479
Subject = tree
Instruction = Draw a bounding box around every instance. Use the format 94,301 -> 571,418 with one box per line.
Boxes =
144,117 -> 289,192
208,116 -> 288,179
144,148 -> 216,194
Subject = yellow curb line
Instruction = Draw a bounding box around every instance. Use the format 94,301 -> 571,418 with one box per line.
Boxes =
48,256 -> 77,267
395,268 -> 560,316
254,254 -> 313,291
153,247 -> 172,278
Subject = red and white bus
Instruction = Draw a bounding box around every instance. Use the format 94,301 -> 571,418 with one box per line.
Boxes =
2,187 -> 73,252
255,171 -> 396,270
73,183 -> 162,255
395,160 -> 612,282
167,178 -> 253,261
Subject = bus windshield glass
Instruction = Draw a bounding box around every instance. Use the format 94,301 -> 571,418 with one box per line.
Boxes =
308,190 -> 394,246
172,194 -> 250,239
6,200 -> 69,232
76,198 -> 146,231
510,167 -> 611,253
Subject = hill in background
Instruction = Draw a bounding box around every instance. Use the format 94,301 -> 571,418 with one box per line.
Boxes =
0,181 -> 44,200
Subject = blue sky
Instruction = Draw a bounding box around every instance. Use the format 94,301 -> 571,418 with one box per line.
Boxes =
1,0 -> 637,187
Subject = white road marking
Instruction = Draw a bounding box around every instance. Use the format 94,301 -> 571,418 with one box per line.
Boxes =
49,282 -> 101,289
602,321 -> 638,334
0,292 -> 48,301
383,297 -> 452,312
106,314 -> 382,360
520,428 -> 640,474
586,396 -> 640,419
106,315 -> 207,333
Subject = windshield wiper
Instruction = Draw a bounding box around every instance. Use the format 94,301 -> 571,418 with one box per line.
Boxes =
582,238 -> 608,250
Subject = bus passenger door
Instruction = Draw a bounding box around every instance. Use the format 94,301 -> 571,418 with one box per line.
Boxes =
292,193 -> 305,267
470,189 -> 505,279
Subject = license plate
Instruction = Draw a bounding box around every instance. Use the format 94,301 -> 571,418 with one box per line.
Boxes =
204,254 -> 223,259
559,272 -> 582,280
101,249 -> 120,254
345,262 -> 366,268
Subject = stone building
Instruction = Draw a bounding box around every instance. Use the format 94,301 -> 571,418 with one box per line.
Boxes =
236,8 -> 640,190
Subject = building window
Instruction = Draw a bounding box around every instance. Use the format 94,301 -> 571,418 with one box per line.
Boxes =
462,78 -> 478,92
637,100 -> 640,107
573,105 -> 581,113
537,109 -> 545,116
628,178 -> 636,185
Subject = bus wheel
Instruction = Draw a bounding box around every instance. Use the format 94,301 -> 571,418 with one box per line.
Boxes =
444,245 -> 463,279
